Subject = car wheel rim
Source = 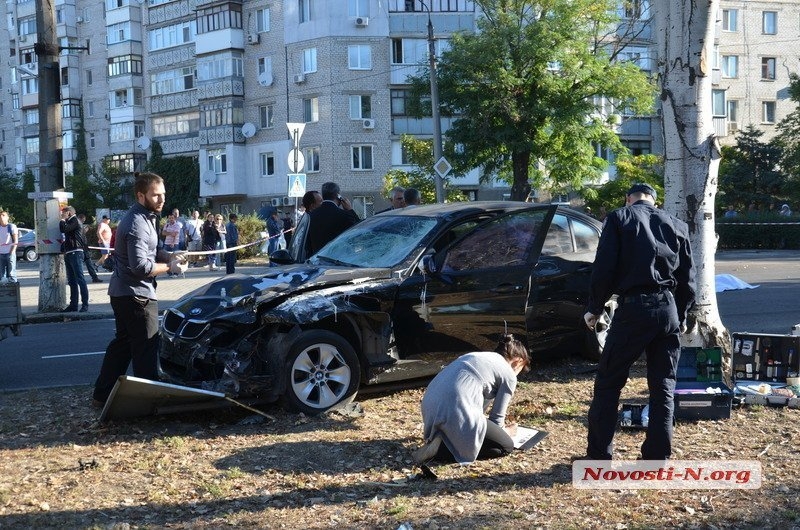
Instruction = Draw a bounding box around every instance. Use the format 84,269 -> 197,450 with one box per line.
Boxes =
291,343 -> 351,409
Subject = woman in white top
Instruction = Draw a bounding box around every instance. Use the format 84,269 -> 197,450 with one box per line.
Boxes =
413,334 -> 530,465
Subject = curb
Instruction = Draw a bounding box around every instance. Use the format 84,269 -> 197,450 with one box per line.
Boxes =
23,311 -> 115,324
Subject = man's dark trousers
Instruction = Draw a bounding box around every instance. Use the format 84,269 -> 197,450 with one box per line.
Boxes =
93,295 -> 160,402
64,251 -> 89,309
587,291 -> 681,460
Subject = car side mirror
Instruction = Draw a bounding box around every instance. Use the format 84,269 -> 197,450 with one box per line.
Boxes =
420,254 -> 437,275
269,249 -> 294,266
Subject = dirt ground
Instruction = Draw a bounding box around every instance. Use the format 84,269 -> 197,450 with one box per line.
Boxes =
1,358 -> 799,529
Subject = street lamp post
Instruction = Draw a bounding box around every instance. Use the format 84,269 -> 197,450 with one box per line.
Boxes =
421,2 -> 445,203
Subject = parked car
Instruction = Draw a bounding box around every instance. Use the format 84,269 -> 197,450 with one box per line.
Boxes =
158,202 -> 611,415
16,229 -> 38,262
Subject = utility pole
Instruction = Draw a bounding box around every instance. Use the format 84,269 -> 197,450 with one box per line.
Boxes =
30,0 -> 68,312
423,2 -> 445,203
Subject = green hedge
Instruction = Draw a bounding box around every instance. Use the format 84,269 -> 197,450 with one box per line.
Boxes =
717,218 -> 800,249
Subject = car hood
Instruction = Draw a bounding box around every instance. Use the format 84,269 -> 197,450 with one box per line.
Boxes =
167,264 -> 394,323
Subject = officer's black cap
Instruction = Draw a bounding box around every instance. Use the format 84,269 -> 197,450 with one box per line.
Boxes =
627,183 -> 657,201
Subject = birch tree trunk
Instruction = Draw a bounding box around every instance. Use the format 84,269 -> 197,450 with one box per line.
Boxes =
655,1 -> 730,376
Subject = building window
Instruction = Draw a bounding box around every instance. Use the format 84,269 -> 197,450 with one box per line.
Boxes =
201,100 -> 245,128
107,22 -> 131,44
711,89 -> 726,117
722,9 -> 737,32
348,45 -> 372,70
106,0 -> 130,10
26,137 -> 39,154
391,89 -> 412,116
21,78 -> 38,95
152,112 -> 201,136
762,101 -> 776,124
391,38 -> 426,64
108,54 -> 143,77
623,140 -> 651,156
304,146 -> 320,172
208,149 -> 227,173
197,3 -> 243,34
348,0 -> 368,17
258,56 -> 272,77
259,104 -> 274,128
727,100 -> 738,123
89,133 -> 95,149
24,109 -> 38,125
87,101 -> 94,117
61,67 -> 69,86
303,97 -> 319,123
621,0 -> 649,19
148,21 -> 197,51
62,101 -> 81,118
721,56 -> 737,78
299,0 -> 312,23
761,57 -> 776,80
256,8 -> 270,32
197,51 -> 245,81
86,70 -> 92,86
110,121 -> 145,143
349,95 -> 372,119
762,11 -> 777,35
302,48 -> 317,73
260,152 -> 275,177
151,67 -> 194,95
351,145 -> 373,170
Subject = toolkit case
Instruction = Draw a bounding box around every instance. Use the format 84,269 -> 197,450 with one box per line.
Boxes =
732,333 -> 800,406
674,347 -> 732,420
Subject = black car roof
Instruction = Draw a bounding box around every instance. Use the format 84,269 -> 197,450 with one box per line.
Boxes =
377,201 -> 600,228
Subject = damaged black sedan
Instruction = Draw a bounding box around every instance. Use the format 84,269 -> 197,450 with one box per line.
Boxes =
158,202 -> 610,415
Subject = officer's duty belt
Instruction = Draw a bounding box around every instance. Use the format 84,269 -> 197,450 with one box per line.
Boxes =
619,291 -> 670,306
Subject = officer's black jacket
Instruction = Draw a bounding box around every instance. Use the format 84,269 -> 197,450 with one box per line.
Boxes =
587,200 -> 696,325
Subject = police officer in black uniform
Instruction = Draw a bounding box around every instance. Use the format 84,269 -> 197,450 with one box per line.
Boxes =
583,183 -> 696,460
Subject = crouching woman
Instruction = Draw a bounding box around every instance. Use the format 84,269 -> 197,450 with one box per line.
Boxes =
412,334 -> 530,465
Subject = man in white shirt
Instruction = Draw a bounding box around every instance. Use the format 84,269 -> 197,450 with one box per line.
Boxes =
184,210 -> 203,267
0,210 -> 18,282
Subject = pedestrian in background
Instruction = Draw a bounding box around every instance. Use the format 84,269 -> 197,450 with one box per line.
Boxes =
77,213 -> 102,283
282,212 -> 294,250
0,210 -> 18,282
202,213 -> 221,270
403,188 -> 421,207
96,215 -> 112,270
92,172 -> 186,407
225,213 -> 239,274
184,210 -> 203,267
216,214 -> 227,261
172,208 -> 187,250
267,210 -> 282,257
583,183 -> 696,461
60,206 -> 90,312
305,182 -> 360,257
376,186 -> 405,213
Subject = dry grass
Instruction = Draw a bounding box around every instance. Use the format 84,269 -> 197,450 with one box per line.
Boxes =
1,358 -> 799,529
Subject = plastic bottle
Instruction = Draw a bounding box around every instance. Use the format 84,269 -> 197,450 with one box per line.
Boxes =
641,405 -> 649,428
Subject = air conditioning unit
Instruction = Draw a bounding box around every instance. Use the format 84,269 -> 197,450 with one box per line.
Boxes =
362,118 -> 375,129
18,35 -> 26,42
293,73 -> 305,84
270,197 -> 281,207
355,17 -> 369,27
282,196 -> 292,206
247,33 -> 259,45
727,122 -> 739,134
76,16 -> 84,23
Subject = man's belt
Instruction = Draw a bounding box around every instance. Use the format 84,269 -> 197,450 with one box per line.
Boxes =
620,291 -> 670,306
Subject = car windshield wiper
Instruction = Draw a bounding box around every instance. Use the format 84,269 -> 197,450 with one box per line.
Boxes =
314,255 -> 358,267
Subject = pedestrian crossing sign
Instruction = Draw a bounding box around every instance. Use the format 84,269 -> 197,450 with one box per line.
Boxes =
288,173 -> 306,198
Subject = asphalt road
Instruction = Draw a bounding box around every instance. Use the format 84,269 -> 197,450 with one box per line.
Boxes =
0,250 -> 797,393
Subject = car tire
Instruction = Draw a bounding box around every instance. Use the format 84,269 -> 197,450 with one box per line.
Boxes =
24,247 -> 37,262
283,330 -> 361,415
583,298 -> 617,362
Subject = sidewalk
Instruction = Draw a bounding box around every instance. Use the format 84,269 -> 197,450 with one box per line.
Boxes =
15,259 -> 270,324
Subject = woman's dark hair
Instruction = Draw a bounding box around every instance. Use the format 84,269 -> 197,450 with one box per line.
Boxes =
495,334 -> 530,372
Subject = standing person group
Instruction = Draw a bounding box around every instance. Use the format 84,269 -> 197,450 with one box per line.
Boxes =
583,183 -> 696,461
201,212 -> 222,270
92,172 -> 186,407
305,181 -> 360,256
0,210 -> 18,282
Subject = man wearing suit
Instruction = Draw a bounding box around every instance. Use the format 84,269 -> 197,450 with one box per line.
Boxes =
305,181 -> 360,257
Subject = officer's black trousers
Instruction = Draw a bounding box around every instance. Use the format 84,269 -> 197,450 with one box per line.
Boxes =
587,292 -> 681,460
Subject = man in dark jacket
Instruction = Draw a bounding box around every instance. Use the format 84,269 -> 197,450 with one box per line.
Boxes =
60,206 -> 90,312
583,183 -> 696,461
305,182 -> 360,256
224,213 -> 239,274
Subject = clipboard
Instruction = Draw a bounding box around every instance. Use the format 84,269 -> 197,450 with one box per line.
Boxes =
512,426 -> 549,450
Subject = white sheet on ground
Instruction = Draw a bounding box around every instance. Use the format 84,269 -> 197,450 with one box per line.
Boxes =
716,274 -> 759,292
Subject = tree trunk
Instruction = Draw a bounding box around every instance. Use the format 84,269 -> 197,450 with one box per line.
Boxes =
655,1 -> 730,379
511,150 -> 532,201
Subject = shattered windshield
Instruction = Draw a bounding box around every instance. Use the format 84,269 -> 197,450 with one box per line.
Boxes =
310,216 -> 438,268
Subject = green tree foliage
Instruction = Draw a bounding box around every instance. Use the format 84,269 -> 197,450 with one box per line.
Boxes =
718,126 -> 786,214
774,73 -> 800,201
0,170 -> 35,227
581,154 -> 663,217
145,140 -> 200,214
409,0 -> 654,200
382,135 -> 467,204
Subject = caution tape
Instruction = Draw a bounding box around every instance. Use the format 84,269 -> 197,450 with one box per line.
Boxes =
719,222 -> 800,226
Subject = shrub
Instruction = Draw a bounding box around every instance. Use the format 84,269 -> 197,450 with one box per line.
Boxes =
235,214 -> 268,259
717,216 -> 800,249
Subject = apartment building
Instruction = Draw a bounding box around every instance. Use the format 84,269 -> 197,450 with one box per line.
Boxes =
713,1 -> 800,145
0,0 -> 795,214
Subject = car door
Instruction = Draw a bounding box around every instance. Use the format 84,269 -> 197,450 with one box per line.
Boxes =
527,211 -> 601,356
393,207 -> 552,364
